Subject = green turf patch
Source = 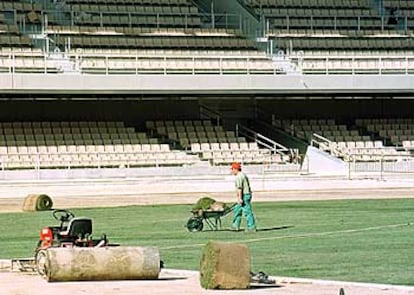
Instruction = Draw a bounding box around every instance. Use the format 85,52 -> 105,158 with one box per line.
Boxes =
0,199 -> 413,285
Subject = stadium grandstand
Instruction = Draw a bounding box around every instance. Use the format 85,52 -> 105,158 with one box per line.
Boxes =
0,0 -> 414,180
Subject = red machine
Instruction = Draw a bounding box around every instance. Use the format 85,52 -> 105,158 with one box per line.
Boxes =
34,209 -> 110,275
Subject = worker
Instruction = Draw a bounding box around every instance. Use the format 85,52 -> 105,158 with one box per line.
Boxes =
230,162 -> 256,232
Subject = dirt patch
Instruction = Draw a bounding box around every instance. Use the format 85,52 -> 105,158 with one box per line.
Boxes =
2,187 -> 414,213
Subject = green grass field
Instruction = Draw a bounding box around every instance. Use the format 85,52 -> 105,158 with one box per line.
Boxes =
1,198 -> 413,285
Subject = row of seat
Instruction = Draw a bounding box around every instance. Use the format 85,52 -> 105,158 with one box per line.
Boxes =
0,35 -> 32,47
300,57 -> 414,75
272,29 -> 410,37
302,132 -> 370,143
69,48 -> 264,57
202,150 -> 286,165
275,37 -> 414,51
53,35 -> 256,50
46,26 -> 241,37
0,127 -> 137,137
68,14 -> 202,28
389,135 -> 414,145
402,140 -> 414,149
263,8 -> 377,17
356,118 -> 414,125
245,0 -> 371,9
0,24 -> 19,35
366,124 -> 414,132
69,4 -> 198,14
317,139 -> 411,162
191,142 -> 261,153
293,124 -> 348,131
0,127 -> 136,136
383,0 -> 414,9
0,138 -> 159,147
0,120 -> 127,129
0,57 -> 60,73
66,0 -> 191,5
146,119 -> 213,128
274,118 -> 336,127
267,16 -> 414,28
0,46 -> 43,56
0,150 -> 199,169
78,55 -> 278,74
0,143 -> 170,154
0,2 -> 42,12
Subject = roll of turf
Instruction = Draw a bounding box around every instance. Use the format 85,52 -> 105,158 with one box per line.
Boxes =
22,194 -> 53,212
44,246 -> 161,282
35,194 -> 53,211
192,196 -> 216,211
200,241 -> 250,289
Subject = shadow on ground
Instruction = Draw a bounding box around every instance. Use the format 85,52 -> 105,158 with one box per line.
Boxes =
250,284 -> 283,290
257,225 -> 293,232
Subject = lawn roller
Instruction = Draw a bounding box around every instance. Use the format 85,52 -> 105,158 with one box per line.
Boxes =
33,209 -> 112,276
186,203 -> 236,232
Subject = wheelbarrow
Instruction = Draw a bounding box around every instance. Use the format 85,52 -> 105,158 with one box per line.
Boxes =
186,203 -> 236,232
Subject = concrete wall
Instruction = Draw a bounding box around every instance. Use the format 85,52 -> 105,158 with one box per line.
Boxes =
1,74 -> 413,95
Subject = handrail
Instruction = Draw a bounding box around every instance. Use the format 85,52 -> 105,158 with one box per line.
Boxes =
310,133 -> 344,157
236,124 -> 289,155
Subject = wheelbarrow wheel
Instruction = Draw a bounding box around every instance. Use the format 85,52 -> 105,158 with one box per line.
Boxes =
186,217 -> 203,232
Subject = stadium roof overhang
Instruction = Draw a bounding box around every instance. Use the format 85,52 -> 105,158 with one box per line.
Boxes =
0,74 -> 413,99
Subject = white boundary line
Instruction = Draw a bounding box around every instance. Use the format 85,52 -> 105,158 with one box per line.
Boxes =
161,222 -> 412,250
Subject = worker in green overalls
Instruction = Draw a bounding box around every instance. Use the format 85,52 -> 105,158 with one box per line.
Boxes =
230,162 -> 256,232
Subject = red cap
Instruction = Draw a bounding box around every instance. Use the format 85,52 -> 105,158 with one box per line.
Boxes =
231,162 -> 241,170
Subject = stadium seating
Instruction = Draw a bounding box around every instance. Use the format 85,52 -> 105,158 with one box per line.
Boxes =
276,116 -> 414,162
42,0 -> 279,74
0,0 -> 282,74
355,117 -> 414,146
145,119 -> 290,165
0,47 -> 62,73
0,121 -> 199,169
241,0 -> 414,73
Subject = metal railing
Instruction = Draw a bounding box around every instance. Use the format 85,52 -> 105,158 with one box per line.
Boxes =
0,51 -> 284,75
348,153 -> 414,180
236,124 -> 300,163
289,53 -> 414,75
264,15 -> 414,32
310,133 -> 414,179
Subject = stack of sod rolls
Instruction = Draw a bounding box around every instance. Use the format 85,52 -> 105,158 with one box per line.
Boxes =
22,194 -> 53,212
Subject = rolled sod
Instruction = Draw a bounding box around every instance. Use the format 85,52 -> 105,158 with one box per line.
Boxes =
199,241 -> 250,289
192,197 -> 216,211
22,194 -> 53,212
43,246 -> 161,282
